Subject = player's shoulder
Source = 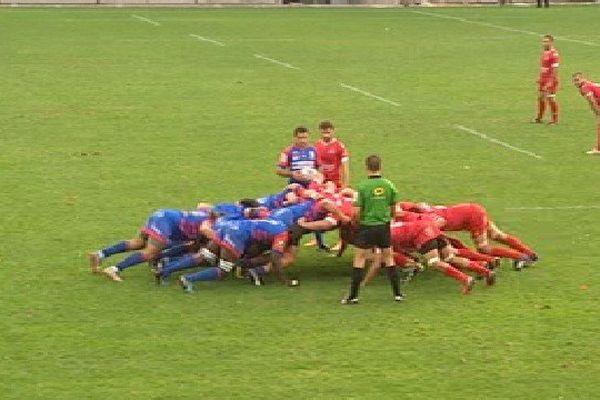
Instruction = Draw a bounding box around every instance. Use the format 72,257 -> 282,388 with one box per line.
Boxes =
281,145 -> 294,153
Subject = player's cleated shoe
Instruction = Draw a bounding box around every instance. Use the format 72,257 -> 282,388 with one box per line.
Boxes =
102,266 -> 122,282
512,257 -> 527,271
585,148 -> 600,155
531,118 -> 543,124
303,239 -> 318,247
524,253 -> 539,267
485,270 -> 497,286
461,277 -> 475,295
178,276 -> 193,293
394,294 -> 406,302
340,297 -> 359,305
487,257 -> 501,270
88,251 -> 103,274
247,269 -> 263,286
546,121 -> 558,126
316,245 -> 331,253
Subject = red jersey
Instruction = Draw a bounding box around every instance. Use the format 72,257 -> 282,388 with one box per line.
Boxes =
579,80 -> 600,106
425,203 -> 489,238
390,220 -> 442,253
539,49 -> 559,80
315,138 -> 349,185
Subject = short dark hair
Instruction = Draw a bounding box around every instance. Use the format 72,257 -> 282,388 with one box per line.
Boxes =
319,120 -> 334,130
293,126 -> 309,136
572,72 -> 583,78
365,155 -> 381,172
543,34 -> 554,41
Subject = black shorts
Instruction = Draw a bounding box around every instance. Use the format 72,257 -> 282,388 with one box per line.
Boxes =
353,223 -> 391,250
418,237 -> 449,254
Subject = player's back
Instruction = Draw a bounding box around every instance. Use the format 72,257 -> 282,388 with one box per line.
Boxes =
213,202 -> 244,220
257,191 -> 287,210
269,201 -> 313,228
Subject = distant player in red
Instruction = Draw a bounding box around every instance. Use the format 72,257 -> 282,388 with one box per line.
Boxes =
314,120 -> 350,188
572,72 -> 600,155
534,35 -> 560,125
306,120 -> 349,250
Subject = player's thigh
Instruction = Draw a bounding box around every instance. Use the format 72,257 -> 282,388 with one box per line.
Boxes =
487,221 -> 506,240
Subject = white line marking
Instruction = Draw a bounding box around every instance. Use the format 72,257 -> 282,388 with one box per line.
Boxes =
253,54 -> 300,70
412,10 -> 600,47
506,205 -> 600,211
339,83 -> 400,107
189,34 -> 225,47
455,125 -> 543,160
131,14 -> 160,27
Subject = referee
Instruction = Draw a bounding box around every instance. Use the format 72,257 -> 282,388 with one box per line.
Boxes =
341,154 -> 403,305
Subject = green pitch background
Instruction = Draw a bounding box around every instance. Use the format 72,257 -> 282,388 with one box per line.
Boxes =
1,6 -> 599,399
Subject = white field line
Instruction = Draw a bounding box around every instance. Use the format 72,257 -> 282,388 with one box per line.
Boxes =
506,205 -> 600,211
253,54 -> 300,70
455,125 -> 543,160
131,14 -> 160,27
412,10 -> 600,47
339,83 -> 400,107
189,34 -> 226,47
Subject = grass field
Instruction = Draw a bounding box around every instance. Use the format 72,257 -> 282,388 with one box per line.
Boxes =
2,5 -> 600,399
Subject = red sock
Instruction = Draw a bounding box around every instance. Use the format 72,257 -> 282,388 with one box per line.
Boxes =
488,247 -> 526,260
499,235 -> 534,256
464,261 -> 490,277
548,99 -> 559,123
537,99 -> 546,120
441,264 -> 469,284
596,124 -> 600,150
456,247 -> 495,263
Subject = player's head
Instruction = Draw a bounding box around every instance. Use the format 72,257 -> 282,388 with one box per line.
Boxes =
572,72 -> 585,87
365,154 -> 381,173
319,120 -> 335,142
542,34 -> 554,50
293,126 -> 310,147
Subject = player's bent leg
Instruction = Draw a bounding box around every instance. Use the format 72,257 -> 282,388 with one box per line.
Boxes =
89,237 -> 145,274
421,246 -> 473,295
102,241 -> 164,282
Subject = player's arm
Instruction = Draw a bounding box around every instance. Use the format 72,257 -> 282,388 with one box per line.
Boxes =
340,145 -> 350,188
297,216 -> 337,231
319,199 -> 351,224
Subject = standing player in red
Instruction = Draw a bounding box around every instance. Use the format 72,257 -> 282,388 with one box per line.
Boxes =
534,35 -> 560,125
572,72 -> 600,155
305,120 -> 350,250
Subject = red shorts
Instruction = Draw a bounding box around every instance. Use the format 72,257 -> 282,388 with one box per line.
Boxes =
466,204 -> 489,239
537,77 -> 559,94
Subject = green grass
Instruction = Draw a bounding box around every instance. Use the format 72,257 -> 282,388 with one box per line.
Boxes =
2,6 -> 600,399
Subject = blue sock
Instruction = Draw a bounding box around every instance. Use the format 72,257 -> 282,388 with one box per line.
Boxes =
159,244 -> 189,259
100,241 -> 128,258
315,231 -> 325,248
116,252 -> 147,271
185,267 -> 223,283
161,254 -> 200,278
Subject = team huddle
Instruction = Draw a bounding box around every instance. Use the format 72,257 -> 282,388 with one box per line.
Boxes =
88,120 -> 538,304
